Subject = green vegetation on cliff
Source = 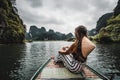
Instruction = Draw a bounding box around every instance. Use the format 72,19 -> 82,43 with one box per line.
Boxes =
0,0 -> 26,43
93,0 -> 120,43
26,26 -> 73,41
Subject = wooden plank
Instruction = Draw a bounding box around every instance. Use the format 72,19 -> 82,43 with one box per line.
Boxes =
85,65 -> 110,80
31,58 -> 109,80
31,58 -> 51,80
83,66 -> 101,78
36,59 -> 84,80
35,59 -> 104,80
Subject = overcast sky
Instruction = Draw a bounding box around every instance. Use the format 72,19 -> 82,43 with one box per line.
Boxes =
16,0 -> 118,34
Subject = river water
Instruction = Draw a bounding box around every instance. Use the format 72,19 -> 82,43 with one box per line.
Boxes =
0,41 -> 120,80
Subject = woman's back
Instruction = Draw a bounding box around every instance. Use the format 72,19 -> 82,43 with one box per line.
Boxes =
72,40 -> 86,63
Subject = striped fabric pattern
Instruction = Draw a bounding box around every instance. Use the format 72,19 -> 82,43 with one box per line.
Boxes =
55,54 -> 84,73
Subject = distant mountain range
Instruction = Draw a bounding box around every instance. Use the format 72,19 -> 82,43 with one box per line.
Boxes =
1,0 -> 120,43
25,25 -> 73,41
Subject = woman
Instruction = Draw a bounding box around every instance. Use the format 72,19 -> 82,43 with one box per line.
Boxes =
54,25 -> 94,73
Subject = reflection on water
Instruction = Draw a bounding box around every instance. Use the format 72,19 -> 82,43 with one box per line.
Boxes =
0,41 -> 120,80
87,43 -> 120,79
0,44 -> 26,80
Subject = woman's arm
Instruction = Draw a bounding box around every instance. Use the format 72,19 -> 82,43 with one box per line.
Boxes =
62,46 -> 69,51
58,40 -> 77,55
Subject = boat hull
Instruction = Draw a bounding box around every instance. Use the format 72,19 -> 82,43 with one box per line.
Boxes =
31,58 -> 109,80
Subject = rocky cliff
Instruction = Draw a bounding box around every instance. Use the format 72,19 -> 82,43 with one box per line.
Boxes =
0,0 -> 26,43
94,0 -> 120,43
96,13 -> 113,32
26,26 -> 73,41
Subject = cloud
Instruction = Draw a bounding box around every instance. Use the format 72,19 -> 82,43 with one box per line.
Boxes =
18,8 -> 64,25
26,0 -> 43,8
16,0 -> 118,33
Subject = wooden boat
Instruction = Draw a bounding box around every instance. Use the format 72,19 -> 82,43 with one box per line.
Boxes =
31,58 -> 110,80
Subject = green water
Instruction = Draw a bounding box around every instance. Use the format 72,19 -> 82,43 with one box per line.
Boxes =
0,41 -> 120,80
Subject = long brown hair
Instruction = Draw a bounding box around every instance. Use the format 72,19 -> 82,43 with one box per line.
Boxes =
75,25 -> 88,41
73,25 -> 88,53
